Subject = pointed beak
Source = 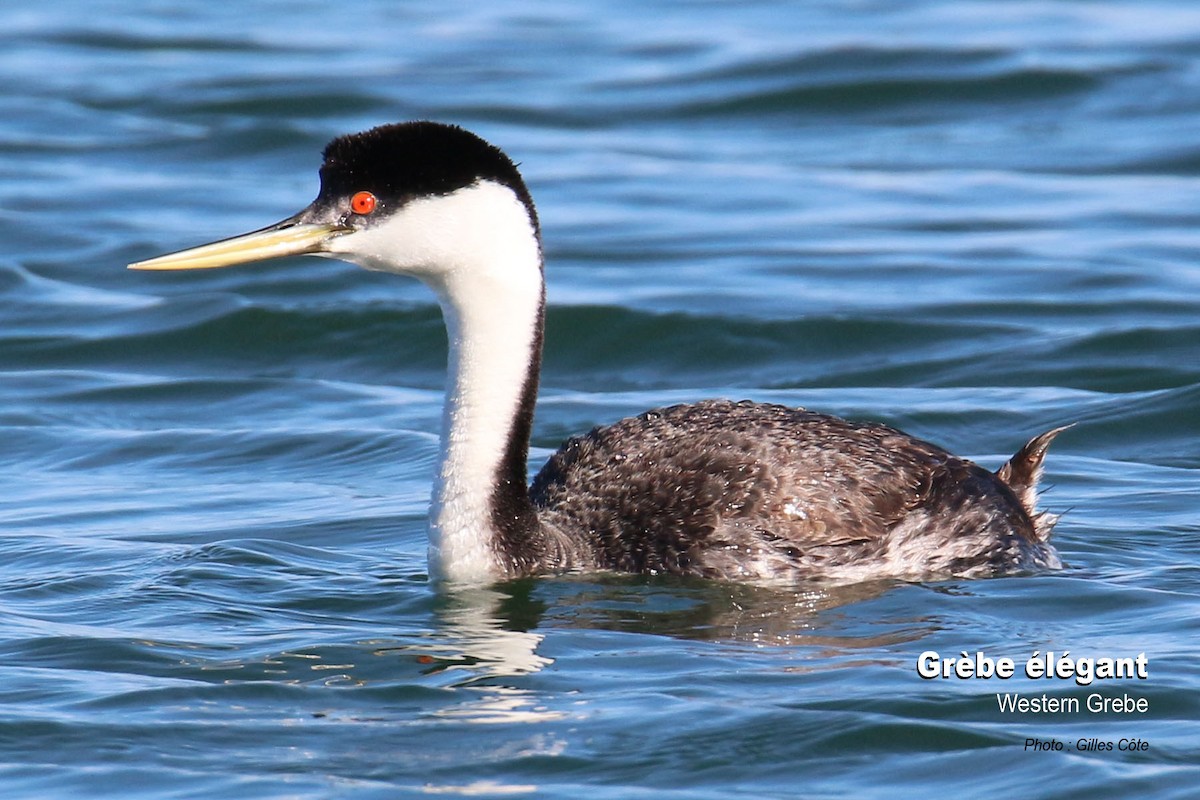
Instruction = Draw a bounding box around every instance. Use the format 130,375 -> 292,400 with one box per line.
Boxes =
128,216 -> 351,271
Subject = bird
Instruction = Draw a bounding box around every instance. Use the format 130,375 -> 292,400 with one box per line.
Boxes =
130,120 -> 1068,585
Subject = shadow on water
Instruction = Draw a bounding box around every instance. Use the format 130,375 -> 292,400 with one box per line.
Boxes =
95,538 -> 930,697
517,574 -> 921,646
366,575 -> 930,691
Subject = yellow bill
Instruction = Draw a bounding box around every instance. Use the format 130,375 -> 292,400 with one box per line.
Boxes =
128,221 -> 348,271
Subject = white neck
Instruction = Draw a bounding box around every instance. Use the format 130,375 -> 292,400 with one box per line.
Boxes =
327,181 -> 544,583
429,259 -> 541,582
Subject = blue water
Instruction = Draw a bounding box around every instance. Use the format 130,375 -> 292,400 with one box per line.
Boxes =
3,1 -> 1199,797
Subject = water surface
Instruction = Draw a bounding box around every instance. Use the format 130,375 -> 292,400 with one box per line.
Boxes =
2,2 -> 1198,797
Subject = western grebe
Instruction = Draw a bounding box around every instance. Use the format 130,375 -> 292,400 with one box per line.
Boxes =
130,121 -> 1067,584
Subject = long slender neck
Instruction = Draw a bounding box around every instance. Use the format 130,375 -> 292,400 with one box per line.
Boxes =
329,180 -> 549,583
421,188 -> 546,583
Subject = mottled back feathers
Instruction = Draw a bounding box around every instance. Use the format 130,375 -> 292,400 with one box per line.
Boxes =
528,400 -> 1063,582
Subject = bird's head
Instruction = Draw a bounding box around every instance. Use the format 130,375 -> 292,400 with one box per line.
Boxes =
130,121 -> 541,286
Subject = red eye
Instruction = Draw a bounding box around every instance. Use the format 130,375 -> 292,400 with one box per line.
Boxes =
350,191 -> 378,215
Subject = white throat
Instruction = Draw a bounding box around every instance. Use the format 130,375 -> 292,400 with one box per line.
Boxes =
328,181 -> 544,583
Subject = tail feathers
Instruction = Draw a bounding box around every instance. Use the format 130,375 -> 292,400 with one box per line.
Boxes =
996,424 -> 1073,541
